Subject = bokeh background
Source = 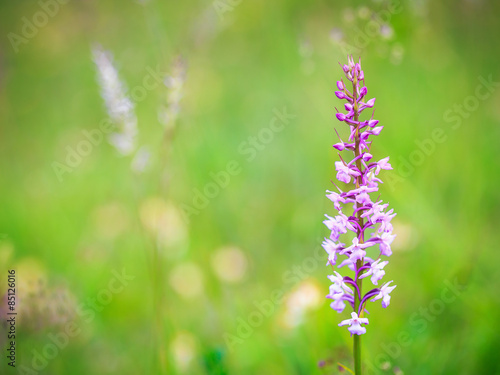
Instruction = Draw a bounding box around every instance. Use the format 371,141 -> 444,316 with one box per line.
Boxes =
1,0 -> 500,374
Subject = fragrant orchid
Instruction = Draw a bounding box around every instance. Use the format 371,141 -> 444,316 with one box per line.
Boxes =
322,57 -> 397,373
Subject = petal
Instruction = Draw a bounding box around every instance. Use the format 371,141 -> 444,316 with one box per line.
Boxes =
348,323 -> 366,335
358,318 -> 369,325
382,295 -> 391,308
335,91 -> 346,99
330,299 -> 346,313
336,113 -> 346,121
358,271 -> 371,280
333,142 -> 345,151
338,319 -> 351,327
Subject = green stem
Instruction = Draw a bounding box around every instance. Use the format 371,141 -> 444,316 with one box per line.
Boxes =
353,258 -> 363,375
354,333 -> 362,374
352,74 -> 364,375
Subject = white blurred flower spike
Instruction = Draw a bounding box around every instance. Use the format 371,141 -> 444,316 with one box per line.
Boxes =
131,145 -> 151,174
91,44 -> 138,155
158,56 -> 187,130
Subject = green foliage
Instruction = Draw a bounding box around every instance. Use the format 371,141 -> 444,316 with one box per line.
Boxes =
0,0 -> 499,374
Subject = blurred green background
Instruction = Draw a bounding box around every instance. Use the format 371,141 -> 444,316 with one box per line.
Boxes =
1,0 -> 500,374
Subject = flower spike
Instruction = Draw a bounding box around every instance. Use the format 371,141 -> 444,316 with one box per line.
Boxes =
321,58 -> 397,343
